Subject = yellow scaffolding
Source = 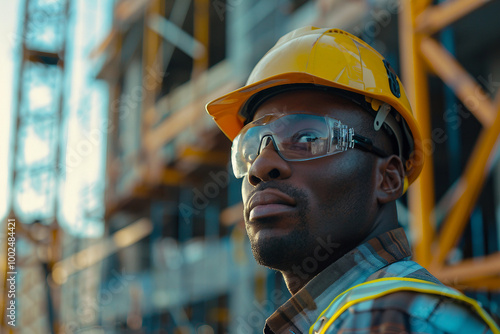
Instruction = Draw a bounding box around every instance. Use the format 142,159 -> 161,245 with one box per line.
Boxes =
400,0 -> 500,289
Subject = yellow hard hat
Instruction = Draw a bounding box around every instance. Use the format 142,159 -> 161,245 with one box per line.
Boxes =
206,26 -> 423,186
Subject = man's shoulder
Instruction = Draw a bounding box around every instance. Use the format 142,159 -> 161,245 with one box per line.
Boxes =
340,289 -> 494,333
367,259 -> 442,284
315,270 -> 498,334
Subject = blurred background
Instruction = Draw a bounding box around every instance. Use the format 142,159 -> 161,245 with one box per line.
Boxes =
1,0 -> 500,333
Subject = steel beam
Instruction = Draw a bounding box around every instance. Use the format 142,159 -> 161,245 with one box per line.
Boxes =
142,0 -> 164,142
399,0 -> 436,268
400,0 -> 500,291
51,218 -> 152,285
436,251 -> 500,284
416,0 -> 491,35
178,147 -> 228,167
432,102 -> 500,267
193,0 -> 209,79
144,81 -> 238,154
420,36 -> 496,126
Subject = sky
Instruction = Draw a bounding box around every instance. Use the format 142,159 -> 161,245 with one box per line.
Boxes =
0,2 -> 18,227
1,0 -> 113,237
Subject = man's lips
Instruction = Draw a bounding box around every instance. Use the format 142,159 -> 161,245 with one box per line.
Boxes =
247,189 -> 297,221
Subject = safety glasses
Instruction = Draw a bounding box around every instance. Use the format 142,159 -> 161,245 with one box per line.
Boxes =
231,113 -> 390,178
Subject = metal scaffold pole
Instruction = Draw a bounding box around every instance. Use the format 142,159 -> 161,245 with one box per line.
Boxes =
400,0 -> 500,290
1,0 -> 71,333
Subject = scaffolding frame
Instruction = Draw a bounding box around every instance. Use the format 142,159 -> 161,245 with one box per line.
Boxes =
1,0 -> 71,333
400,0 -> 500,289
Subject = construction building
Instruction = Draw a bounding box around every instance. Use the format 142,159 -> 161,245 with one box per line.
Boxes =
2,0 -> 500,333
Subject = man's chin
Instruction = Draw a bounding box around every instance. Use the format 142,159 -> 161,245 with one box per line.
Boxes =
251,245 -> 289,271
249,231 -> 308,271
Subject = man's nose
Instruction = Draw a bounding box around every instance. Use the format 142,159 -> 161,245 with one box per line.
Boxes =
247,137 -> 292,186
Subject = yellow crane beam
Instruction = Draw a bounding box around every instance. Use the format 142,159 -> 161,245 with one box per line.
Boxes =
399,0 -> 436,268
400,0 -> 500,286
416,0 -> 491,35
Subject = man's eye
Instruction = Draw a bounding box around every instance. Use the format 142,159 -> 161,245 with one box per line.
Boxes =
283,131 -> 325,153
292,131 -> 322,143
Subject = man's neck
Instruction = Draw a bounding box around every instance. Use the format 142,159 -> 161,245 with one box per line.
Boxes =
281,203 -> 399,295
280,240 -> 357,294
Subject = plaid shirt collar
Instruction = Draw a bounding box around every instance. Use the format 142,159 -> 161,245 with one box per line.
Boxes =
264,228 -> 412,334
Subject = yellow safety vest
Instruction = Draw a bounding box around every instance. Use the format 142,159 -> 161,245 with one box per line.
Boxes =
310,277 -> 500,334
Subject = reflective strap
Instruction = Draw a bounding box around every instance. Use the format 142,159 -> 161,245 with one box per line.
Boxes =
309,277 -> 500,334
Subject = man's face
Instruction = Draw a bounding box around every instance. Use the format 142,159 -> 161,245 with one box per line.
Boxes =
241,89 -> 383,273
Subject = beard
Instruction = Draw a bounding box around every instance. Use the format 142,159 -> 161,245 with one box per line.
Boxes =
245,183 -> 313,271
249,220 -> 311,271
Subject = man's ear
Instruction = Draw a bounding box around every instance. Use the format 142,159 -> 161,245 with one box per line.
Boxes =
375,155 -> 405,204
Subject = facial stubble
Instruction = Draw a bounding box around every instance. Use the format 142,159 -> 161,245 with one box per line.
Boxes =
245,184 -> 312,272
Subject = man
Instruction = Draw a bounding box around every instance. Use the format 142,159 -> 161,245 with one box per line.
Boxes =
206,27 -> 499,333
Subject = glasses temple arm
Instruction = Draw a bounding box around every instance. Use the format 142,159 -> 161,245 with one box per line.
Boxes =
352,134 -> 390,158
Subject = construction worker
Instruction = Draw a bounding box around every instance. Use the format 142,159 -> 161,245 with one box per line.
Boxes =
206,27 -> 499,333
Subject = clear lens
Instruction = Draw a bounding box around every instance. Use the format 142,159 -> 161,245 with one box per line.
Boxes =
231,113 -> 351,178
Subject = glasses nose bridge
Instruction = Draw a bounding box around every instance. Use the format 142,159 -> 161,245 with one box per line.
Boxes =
258,134 -> 277,156
247,133 -> 292,184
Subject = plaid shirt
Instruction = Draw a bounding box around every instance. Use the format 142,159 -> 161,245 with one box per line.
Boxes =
264,228 -> 496,334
